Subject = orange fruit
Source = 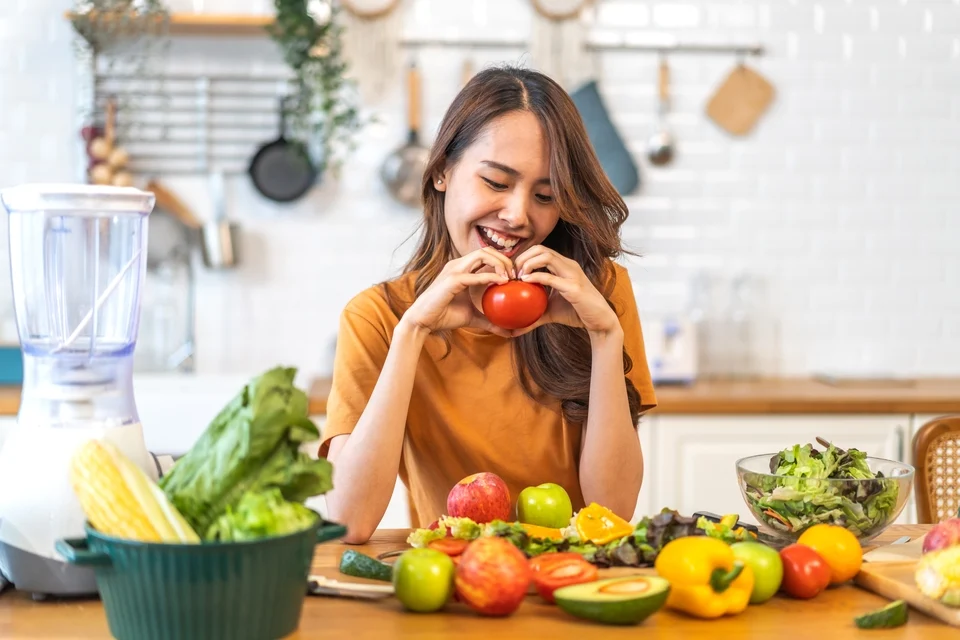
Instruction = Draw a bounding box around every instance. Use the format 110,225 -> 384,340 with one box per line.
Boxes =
797,524 -> 863,585
574,503 -> 633,545
520,523 -> 565,540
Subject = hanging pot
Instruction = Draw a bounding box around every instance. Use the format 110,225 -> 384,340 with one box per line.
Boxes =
201,172 -> 240,270
380,61 -> 430,208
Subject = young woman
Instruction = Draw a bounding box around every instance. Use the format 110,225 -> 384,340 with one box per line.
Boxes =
320,65 -> 657,543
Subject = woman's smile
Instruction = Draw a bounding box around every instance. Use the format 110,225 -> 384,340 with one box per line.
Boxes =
476,225 -> 526,258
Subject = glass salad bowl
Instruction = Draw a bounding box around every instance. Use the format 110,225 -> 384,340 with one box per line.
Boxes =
735,450 -> 915,546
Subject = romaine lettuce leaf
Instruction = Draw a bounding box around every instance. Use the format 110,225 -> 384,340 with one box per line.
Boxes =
159,366 -> 332,538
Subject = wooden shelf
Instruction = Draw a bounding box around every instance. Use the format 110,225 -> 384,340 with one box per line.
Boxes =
65,11 -> 274,37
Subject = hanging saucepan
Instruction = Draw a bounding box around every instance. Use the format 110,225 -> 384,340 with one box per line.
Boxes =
380,61 -> 430,208
248,96 -> 318,203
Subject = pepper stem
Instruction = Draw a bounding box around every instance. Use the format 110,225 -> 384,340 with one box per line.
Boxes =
710,561 -> 745,593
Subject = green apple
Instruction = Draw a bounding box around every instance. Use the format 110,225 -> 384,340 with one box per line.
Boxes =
516,482 -> 573,529
392,548 -> 455,613
731,541 -> 784,604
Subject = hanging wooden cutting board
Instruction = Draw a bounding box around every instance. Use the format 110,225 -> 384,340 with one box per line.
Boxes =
705,64 -> 776,136
854,562 -> 960,628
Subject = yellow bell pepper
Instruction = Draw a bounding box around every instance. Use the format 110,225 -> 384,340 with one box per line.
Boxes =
654,536 -> 755,619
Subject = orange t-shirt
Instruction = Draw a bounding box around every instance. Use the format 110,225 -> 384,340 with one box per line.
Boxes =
318,262 -> 657,527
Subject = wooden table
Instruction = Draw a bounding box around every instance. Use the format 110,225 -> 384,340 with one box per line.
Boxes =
0,525 -> 956,639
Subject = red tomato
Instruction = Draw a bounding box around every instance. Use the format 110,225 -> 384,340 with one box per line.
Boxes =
529,553 -> 598,604
481,280 -> 548,330
427,538 -> 470,557
779,544 -> 832,599
529,553 -> 586,571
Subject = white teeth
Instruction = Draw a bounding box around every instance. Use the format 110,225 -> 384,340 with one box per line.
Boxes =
481,227 -> 518,250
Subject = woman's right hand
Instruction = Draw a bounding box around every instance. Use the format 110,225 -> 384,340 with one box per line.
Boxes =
402,248 -> 514,337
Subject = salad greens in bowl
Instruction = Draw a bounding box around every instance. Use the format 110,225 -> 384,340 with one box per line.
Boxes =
736,439 -> 914,545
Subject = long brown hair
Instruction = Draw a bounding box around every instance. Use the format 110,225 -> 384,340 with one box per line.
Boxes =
384,65 -> 643,427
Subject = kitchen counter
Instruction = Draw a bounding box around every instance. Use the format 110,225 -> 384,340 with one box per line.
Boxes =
0,377 -> 332,418
310,376 -> 960,416
649,377 -> 960,414
1,525 -> 954,638
0,376 -> 954,420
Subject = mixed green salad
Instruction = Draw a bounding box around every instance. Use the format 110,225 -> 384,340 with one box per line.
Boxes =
742,440 -> 900,538
407,509 -> 755,568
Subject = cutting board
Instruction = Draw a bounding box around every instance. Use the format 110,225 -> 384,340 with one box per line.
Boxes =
854,561 -> 960,628
863,534 -> 926,563
705,64 -> 775,136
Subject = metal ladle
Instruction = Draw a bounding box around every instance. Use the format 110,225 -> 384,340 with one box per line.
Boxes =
647,56 -> 675,166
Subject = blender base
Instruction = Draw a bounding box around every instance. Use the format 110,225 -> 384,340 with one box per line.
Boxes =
0,541 -> 97,598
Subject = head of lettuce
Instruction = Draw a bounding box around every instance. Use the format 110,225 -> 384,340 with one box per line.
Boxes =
159,366 -> 333,541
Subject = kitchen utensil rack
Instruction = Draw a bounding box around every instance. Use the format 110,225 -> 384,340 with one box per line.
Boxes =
90,70 -> 299,176
398,35 -> 764,57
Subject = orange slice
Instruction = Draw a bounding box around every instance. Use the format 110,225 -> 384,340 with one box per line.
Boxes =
574,503 -> 633,545
520,523 -> 564,540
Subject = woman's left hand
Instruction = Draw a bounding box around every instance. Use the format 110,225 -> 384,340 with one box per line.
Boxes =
512,245 -> 621,337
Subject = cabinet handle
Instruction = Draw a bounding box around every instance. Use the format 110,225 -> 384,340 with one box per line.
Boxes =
895,425 -> 905,462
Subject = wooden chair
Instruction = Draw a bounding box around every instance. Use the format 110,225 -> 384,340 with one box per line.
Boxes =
913,415 -> 960,523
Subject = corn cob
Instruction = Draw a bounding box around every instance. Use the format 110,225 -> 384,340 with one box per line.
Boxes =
916,544 -> 960,608
69,440 -> 199,543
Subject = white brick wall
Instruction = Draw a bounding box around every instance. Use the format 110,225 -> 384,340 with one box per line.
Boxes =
1,0 -> 958,379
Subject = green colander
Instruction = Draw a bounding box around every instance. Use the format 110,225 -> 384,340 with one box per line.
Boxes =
56,515 -> 346,640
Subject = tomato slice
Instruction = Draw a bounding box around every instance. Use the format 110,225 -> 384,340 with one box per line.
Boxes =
427,538 -> 470,557
529,554 -> 599,604
529,552 -> 586,573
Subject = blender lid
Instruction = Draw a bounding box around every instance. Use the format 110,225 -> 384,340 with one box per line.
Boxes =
0,183 -> 155,216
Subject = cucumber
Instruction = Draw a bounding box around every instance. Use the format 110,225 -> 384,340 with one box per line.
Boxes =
339,550 -> 393,582
854,600 -> 908,629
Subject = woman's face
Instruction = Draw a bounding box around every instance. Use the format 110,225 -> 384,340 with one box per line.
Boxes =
436,111 -> 560,263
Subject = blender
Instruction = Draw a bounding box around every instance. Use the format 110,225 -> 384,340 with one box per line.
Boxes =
0,184 -> 159,598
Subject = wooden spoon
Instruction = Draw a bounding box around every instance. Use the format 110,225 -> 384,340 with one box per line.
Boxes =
145,180 -> 201,230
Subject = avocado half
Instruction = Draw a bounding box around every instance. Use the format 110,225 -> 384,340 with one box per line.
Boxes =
553,576 -> 670,625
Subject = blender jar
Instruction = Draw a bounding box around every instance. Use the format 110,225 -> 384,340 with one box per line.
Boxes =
3,184 -> 153,426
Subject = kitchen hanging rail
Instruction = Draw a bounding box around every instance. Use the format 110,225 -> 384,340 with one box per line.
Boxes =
64,11 -> 764,56
398,35 -> 763,56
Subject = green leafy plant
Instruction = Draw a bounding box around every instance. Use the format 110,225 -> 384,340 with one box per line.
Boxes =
267,0 -> 366,178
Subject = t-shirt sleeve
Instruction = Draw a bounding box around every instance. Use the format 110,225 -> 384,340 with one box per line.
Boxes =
317,293 -> 393,457
609,265 -> 658,415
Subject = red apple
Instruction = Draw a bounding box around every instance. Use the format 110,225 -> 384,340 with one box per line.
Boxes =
447,472 -> 511,524
455,537 -> 531,616
922,518 -> 960,554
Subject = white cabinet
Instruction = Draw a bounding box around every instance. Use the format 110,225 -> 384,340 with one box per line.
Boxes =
0,416 -> 17,453
307,415 -> 412,529
651,414 -> 912,526
632,418 -> 657,522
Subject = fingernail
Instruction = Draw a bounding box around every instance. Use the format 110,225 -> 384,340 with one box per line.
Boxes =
511,268 -> 517,279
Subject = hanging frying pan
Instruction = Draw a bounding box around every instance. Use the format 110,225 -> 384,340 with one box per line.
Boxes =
380,61 -> 430,208
248,96 -> 318,203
